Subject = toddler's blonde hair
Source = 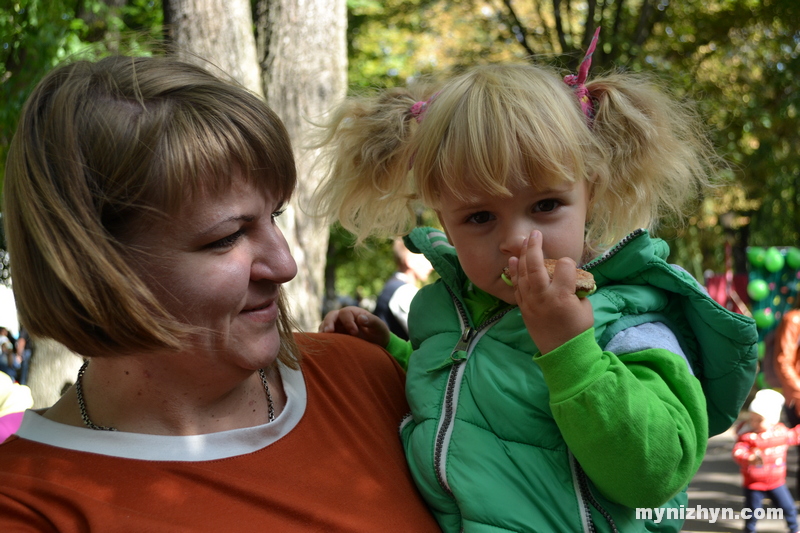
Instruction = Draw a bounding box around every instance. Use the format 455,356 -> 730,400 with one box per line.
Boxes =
313,62 -> 719,256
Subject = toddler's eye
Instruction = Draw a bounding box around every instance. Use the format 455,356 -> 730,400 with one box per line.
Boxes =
534,199 -> 559,212
467,211 -> 494,224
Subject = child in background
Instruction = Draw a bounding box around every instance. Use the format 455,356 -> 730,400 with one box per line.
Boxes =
315,30 -> 757,532
733,389 -> 800,533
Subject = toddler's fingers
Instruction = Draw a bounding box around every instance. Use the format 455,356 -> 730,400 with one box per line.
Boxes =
518,230 -> 549,289
337,308 -> 364,336
550,258 -> 579,294
318,311 -> 340,333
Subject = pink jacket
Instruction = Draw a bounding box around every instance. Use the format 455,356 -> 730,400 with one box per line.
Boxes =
733,422 -> 800,490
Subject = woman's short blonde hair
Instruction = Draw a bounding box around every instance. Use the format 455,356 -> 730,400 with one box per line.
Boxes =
4,55 -> 300,364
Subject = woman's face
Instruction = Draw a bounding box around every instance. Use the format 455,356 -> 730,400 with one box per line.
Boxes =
124,175 -> 297,371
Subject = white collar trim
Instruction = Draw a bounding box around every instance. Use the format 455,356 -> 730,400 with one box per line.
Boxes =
15,363 -> 306,461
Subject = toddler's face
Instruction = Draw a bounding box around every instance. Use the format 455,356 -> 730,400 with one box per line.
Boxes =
436,179 -> 589,305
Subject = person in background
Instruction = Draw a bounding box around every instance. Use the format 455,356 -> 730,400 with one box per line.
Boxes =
0,371 -> 33,442
315,29 -> 757,532
373,238 -> 433,340
0,54 -> 440,532
0,328 -> 14,381
732,389 -> 800,533
773,306 -> 800,496
13,326 -> 30,386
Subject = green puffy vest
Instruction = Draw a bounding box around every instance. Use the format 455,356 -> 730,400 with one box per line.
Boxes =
401,227 -> 757,533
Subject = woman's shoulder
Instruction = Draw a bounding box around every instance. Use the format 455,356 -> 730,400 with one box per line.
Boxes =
293,332 -> 410,420
295,332 -> 402,376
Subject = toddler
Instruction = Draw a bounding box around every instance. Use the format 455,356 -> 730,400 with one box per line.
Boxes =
315,30 -> 758,532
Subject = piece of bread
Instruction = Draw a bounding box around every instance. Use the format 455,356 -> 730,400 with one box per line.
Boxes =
502,259 -> 596,298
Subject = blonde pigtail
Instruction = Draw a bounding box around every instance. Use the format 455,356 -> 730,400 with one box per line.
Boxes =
585,74 -> 720,249
311,86 -> 436,244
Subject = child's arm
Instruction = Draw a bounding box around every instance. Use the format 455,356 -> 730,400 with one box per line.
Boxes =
534,328 -> 707,509
319,306 -> 412,369
732,438 -> 756,466
510,230 -> 706,507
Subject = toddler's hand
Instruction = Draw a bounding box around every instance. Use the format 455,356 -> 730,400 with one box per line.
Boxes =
509,230 -> 594,354
318,306 -> 391,347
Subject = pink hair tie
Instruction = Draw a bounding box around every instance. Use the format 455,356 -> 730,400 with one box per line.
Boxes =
409,100 -> 429,123
564,27 -> 601,123
409,93 -> 440,123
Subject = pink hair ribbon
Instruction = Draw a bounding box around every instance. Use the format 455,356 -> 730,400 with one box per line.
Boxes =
409,100 -> 428,122
564,27 -> 601,122
409,92 -> 440,123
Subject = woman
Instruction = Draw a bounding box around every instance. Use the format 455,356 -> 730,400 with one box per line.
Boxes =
0,55 -> 440,532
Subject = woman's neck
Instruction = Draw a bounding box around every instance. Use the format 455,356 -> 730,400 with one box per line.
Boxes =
44,355 -> 285,435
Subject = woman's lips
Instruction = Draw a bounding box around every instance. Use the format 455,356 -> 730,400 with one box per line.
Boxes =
241,299 -> 279,322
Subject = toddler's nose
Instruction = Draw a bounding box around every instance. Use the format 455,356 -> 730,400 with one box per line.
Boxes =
500,233 -> 527,256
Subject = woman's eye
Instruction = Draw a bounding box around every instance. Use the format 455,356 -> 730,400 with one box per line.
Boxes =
466,211 -> 493,224
534,199 -> 560,213
208,229 -> 245,249
271,208 -> 285,222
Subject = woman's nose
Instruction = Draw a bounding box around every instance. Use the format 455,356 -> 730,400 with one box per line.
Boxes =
252,226 -> 297,283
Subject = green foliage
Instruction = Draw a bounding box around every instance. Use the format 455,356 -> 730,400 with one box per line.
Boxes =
327,223 -> 396,302
0,0 -> 162,286
327,207 -> 440,303
1,0 -> 163,174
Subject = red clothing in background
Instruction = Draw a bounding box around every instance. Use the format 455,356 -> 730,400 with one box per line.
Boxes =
733,422 -> 800,491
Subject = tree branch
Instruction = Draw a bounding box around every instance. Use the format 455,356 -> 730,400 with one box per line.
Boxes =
582,0 -> 598,50
634,0 -> 655,46
552,0 -> 568,53
501,0 -> 537,57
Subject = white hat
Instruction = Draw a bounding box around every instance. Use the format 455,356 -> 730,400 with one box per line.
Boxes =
749,389 -> 785,426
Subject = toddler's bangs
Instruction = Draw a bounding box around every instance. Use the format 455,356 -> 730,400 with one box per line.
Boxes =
414,64 -> 590,206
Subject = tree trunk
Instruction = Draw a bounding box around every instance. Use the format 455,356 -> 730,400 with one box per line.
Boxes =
256,0 -> 347,331
163,0 -> 263,96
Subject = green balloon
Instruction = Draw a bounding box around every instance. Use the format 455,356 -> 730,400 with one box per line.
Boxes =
748,247 -> 766,267
764,247 -> 785,273
747,279 -> 770,301
758,340 -> 766,360
788,247 -> 800,270
754,308 -> 775,329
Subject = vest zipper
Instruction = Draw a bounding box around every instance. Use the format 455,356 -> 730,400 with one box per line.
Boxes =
573,455 -> 619,533
582,228 -> 645,271
433,288 -> 514,499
